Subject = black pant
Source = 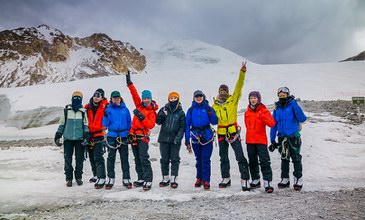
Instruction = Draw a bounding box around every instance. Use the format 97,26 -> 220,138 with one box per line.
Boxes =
219,135 -> 250,180
88,147 -> 96,177
279,136 -> 303,179
247,144 -> 273,181
107,137 -> 130,179
159,142 -> 181,177
64,140 -> 85,181
132,140 -> 153,182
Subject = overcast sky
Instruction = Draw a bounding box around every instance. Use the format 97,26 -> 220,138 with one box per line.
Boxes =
1,0 -> 364,64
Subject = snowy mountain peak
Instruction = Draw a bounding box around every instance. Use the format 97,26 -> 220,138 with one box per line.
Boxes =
0,25 -> 146,87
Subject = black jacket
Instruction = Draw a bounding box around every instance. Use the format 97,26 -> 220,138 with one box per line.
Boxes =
156,103 -> 186,144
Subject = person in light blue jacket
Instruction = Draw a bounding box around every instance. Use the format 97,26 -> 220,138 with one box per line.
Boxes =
102,90 -> 132,189
269,87 -> 307,191
185,90 -> 218,190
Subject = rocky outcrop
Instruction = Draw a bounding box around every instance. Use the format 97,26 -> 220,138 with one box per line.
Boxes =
0,25 -> 146,87
341,51 -> 365,62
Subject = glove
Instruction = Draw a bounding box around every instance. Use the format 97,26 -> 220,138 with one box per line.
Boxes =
173,137 -> 181,145
269,142 -> 279,152
133,109 -> 145,121
82,132 -> 91,146
185,141 -> 192,154
54,132 -> 63,147
126,71 -> 133,85
241,61 -> 247,72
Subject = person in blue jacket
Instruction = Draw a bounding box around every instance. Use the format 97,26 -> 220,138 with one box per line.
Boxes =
269,87 -> 307,191
185,90 -> 218,190
102,91 -> 132,190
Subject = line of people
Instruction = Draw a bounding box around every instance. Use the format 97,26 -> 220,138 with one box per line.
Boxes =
55,62 -> 307,192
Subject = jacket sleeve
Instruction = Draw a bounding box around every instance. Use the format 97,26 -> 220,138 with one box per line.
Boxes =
83,111 -> 89,134
156,107 -> 166,125
270,110 -> 277,143
141,110 -> 156,130
128,83 -> 141,108
244,111 -> 248,129
56,110 -> 66,134
209,106 -> 218,125
292,101 -> 307,123
126,108 -> 132,131
262,108 -> 276,128
175,111 -> 186,142
232,69 -> 246,104
185,108 -> 192,141
102,108 -> 109,128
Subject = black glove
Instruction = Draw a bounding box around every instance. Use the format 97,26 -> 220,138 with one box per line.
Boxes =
269,142 -> 279,152
82,132 -> 91,146
126,71 -> 133,85
54,132 -> 63,147
173,137 -> 181,145
133,109 -> 145,121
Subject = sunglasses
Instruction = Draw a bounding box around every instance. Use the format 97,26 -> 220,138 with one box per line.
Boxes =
72,96 -> 82,100
93,92 -> 102,98
194,94 -> 203,98
277,87 -> 289,94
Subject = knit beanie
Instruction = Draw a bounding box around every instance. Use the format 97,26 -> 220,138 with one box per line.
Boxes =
142,90 -> 152,100
94,88 -> 105,98
219,84 -> 229,93
168,91 -> 180,100
72,90 -> 83,99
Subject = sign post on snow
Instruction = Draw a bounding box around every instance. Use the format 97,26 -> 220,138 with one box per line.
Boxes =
352,97 -> 364,123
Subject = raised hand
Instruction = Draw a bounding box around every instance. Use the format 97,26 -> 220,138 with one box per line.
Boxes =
241,61 -> 247,72
126,70 -> 133,85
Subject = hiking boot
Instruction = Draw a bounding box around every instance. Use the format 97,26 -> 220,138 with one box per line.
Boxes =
219,178 -> 231,188
105,178 -> 115,190
241,179 -> 251,191
203,181 -> 210,190
94,179 -> 105,189
89,176 -> 97,183
66,180 -> 72,187
133,180 -> 144,187
170,176 -> 178,189
293,177 -> 303,191
159,176 -> 170,187
195,178 -> 202,187
264,180 -> 274,193
278,178 -> 290,189
76,179 -> 83,186
250,179 -> 261,189
143,182 -> 152,191
123,179 -> 132,189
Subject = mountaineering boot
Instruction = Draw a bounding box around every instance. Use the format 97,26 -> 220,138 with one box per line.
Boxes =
293,177 -> 303,191
250,179 -> 261,189
133,180 -> 144,187
170,176 -> 178,189
66,180 -> 72,187
219,178 -> 231,188
203,181 -> 210,190
89,176 -> 97,183
264,180 -> 274,193
278,178 -> 290,189
241,179 -> 251,191
143,182 -> 152,191
76,179 -> 83,186
105,178 -> 115,190
94,178 -> 106,189
195,178 -> 202,187
159,175 -> 170,187
123,179 -> 132,189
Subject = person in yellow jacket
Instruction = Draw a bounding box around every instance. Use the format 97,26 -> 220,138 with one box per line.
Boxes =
212,62 -> 250,191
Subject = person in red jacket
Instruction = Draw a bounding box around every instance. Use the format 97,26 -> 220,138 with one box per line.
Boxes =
244,91 -> 276,193
126,71 -> 159,191
84,88 -> 109,189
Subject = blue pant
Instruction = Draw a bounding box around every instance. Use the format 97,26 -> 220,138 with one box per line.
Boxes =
192,142 -> 213,183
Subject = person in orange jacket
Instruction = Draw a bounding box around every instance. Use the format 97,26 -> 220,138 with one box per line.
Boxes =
84,88 -> 109,189
244,91 -> 276,193
126,71 -> 159,191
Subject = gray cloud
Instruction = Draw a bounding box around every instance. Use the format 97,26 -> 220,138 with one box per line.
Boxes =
1,0 -> 364,64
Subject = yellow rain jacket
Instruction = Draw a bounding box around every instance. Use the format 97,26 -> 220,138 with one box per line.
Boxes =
213,69 -> 246,135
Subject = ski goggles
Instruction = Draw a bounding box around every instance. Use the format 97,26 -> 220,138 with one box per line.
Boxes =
277,87 -> 290,94
93,92 -> 103,98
